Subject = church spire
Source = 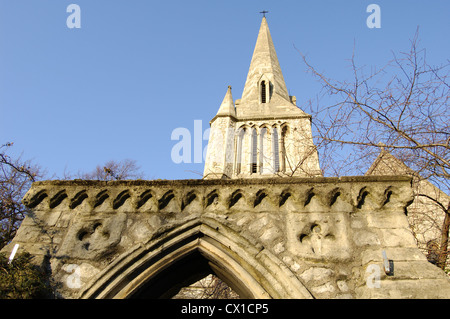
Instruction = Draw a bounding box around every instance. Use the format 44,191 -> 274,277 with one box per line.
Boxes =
240,17 -> 290,106
204,16 -> 321,180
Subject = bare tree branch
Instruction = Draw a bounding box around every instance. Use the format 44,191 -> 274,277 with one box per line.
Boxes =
298,30 -> 449,271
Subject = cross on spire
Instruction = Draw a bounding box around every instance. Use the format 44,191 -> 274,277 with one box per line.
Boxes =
259,10 -> 269,17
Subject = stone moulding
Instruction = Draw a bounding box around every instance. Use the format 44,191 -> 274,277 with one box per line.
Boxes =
3,175 -> 450,299
22,175 -> 413,213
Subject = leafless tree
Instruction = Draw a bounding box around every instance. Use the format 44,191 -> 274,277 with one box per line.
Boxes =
199,275 -> 239,299
173,274 -> 239,299
75,159 -> 144,181
1,145 -> 144,250
298,30 -> 449,271
0,143 -> 42,250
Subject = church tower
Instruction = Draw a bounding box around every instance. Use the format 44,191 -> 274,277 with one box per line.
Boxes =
204,17 -> 322,179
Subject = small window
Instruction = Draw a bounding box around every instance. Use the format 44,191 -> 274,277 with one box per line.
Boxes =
261,81 -> 266,103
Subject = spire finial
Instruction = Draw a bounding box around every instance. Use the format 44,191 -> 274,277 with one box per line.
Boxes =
260,10 -> 269,18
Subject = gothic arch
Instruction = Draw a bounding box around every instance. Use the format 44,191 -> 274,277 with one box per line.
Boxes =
279,122 -> 289,132
79,218 -> 313,299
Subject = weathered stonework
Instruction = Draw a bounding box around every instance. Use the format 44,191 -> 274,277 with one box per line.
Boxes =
3,176 -> 450,298
366,149 -> 450,269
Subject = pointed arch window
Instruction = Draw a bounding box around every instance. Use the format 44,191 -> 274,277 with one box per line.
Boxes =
251,128 -> 258,173
235,128 -> 245,174
273,127 -> 280,172
259,127 -> 267,173
280,125 -> 288,172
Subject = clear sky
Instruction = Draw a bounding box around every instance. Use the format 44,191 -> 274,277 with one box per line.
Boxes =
0,0 -> 448,180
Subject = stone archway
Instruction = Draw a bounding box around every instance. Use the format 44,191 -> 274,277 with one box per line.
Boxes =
79,218 -> 312,299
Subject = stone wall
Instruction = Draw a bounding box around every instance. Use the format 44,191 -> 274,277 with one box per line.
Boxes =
2,176 -> 450,298
366,150 -> 450,270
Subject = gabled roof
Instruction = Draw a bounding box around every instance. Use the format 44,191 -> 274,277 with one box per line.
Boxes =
366,149 -> 449,201
365,149 -> 415,177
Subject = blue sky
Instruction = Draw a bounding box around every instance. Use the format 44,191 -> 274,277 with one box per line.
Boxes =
0,0 -> 448,180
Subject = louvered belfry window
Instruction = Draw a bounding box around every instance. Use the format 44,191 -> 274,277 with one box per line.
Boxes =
261,81 -> 266,103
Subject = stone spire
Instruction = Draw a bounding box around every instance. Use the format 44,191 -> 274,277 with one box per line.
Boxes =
237,17 -> 307,119
213,86 -> 236,121
240,17 -> 290,106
